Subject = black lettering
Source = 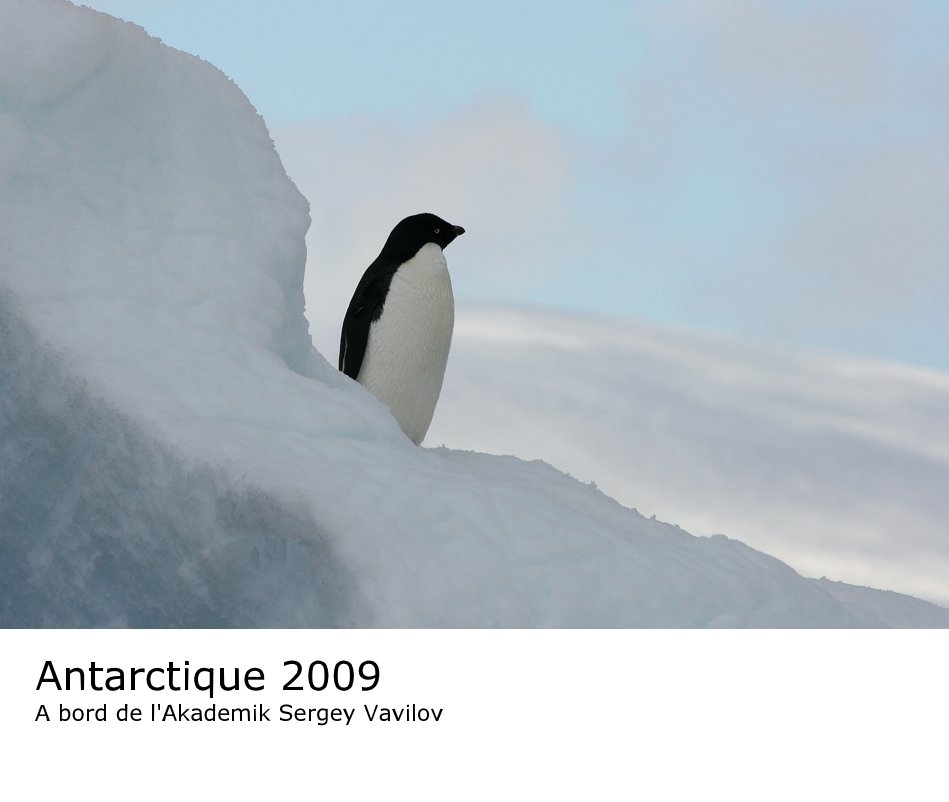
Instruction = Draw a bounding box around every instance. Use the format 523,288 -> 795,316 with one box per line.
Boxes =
245,667 -> 265,691
117,704 -> 142,722
307,661 -> 329,691
283,660 -> 303,691
130,666 -> 145,688
334,661 -> 354,691
167,662 -> 181,691
220,668 -> 239,693
36,661 -> 62,691
64,665 -> 85,691
147,666 -> 165,691
193,667 -> 213,698
105,668 -> 124,691
359,660 -> 380,691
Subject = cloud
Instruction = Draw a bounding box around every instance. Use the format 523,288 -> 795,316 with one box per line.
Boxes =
272,0 -> 949,369
615,0 -> 949,356
431,304 -> 949,605
273,96 -> 569,353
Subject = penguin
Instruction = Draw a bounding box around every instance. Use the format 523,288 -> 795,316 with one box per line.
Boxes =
339,212 -> 465,445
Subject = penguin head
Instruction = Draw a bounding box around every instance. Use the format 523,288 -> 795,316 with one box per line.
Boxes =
380,213 -> 465,263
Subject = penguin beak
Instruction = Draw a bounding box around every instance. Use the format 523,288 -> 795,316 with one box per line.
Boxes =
452,225 -> 465,237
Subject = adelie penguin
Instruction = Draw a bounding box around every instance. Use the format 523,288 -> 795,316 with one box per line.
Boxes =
339,213 -> 465,445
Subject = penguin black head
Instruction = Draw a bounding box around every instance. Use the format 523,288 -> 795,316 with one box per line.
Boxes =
379,213 -> 465,263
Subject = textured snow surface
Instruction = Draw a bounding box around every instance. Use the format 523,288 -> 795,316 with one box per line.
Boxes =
1,0 -> 946,627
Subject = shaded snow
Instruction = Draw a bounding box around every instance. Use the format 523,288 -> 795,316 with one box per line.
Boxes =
1,0 -> 946,627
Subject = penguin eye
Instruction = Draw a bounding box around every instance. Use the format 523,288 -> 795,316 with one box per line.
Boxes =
433,228 -> 440,234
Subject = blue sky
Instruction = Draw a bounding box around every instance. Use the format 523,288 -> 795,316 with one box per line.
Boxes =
82,0 -> 949,371
82,0 -> 638,136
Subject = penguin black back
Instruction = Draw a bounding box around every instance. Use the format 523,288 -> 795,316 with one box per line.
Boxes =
338,213 -> 464,380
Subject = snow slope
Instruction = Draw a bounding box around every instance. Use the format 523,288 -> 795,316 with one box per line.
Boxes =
430,306 -> 949,606
1,0 -> 946,627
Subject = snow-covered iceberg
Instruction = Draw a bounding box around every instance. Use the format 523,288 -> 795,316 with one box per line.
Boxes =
1,0 -> 946,627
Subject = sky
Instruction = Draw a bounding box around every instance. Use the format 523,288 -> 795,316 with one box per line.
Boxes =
80,0 -> 949,371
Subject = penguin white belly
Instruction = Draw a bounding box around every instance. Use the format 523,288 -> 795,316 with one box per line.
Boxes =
357,242 -> 454,445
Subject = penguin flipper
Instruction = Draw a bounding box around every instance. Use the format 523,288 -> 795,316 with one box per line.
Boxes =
339,259 -> 397,380
338,299 -> 374,380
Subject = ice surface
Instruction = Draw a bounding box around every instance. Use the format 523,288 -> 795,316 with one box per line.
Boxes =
1,0 -> 946,626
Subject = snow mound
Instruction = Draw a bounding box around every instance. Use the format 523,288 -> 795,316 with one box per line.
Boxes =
1,0 -> 946,627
